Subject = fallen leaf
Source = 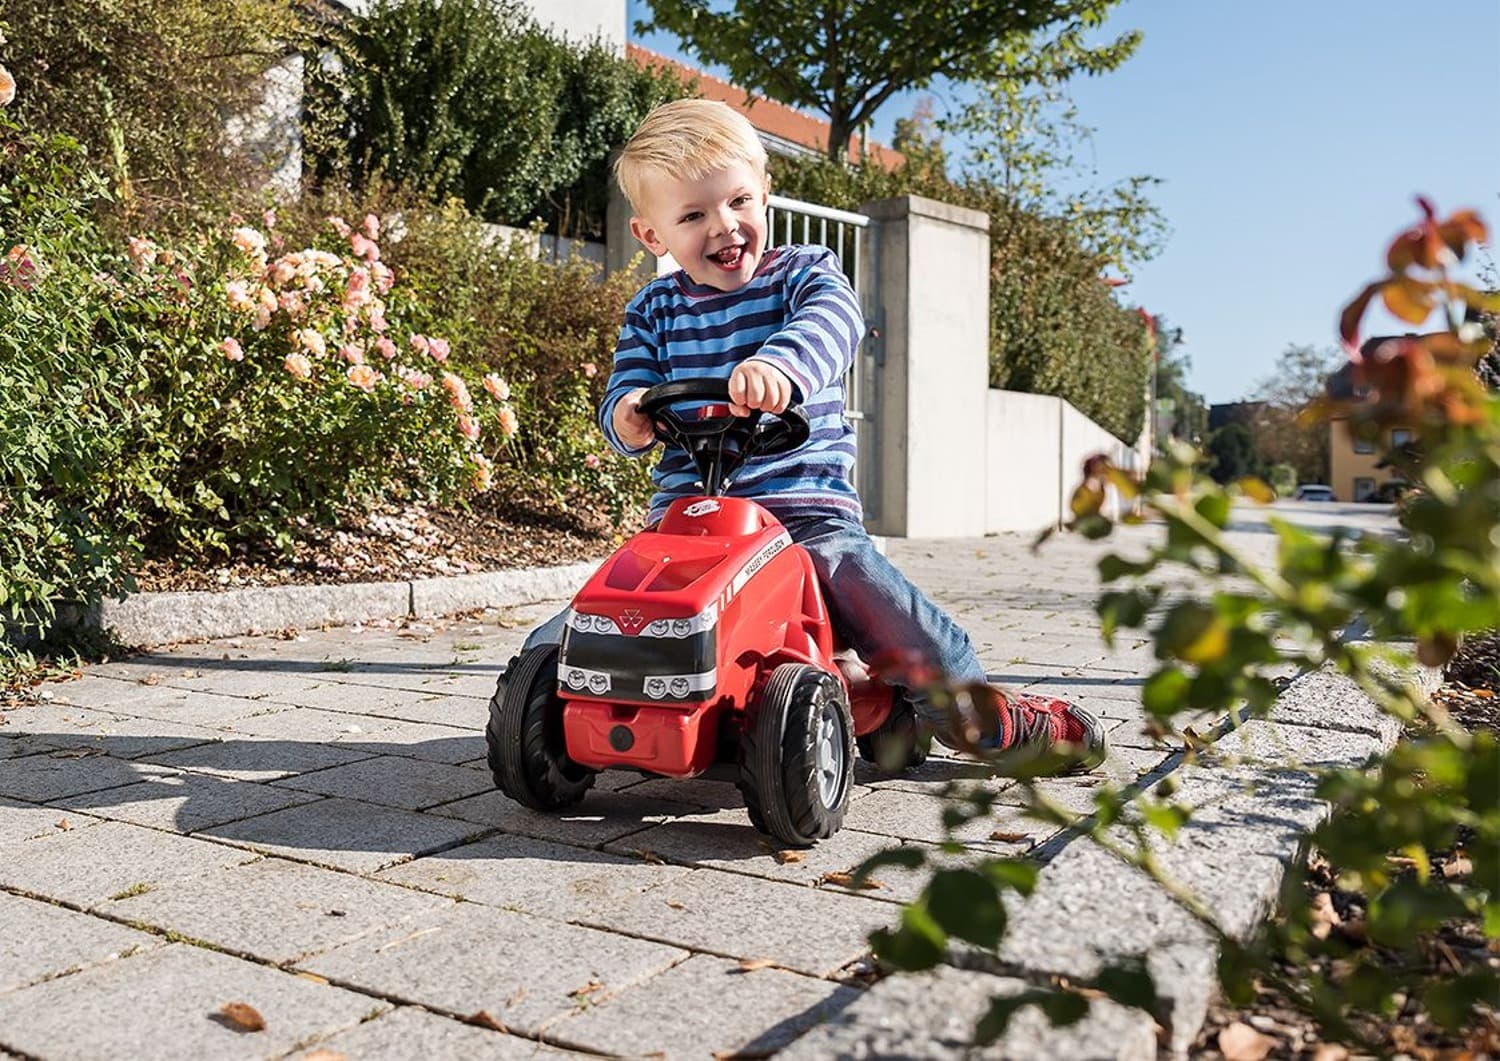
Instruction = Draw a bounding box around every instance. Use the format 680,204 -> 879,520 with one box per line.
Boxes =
295,972 -> 328,985
819,872 -> 883,891
772,849 -> 804,865
302,1050 -> 346,1061
325,908 -> 347,917
1309,891 -> 1341,940
665,899 -> 686,910
139,674 -> 162,686
506,985 -> 527,1007
466,1010 -> 507,1032
735,958 -> 777,972
217,1002 -> 266,1033
1442,854 -> 1473,879
635,849 -> 665,865
1217,1020 -> 1274,1061
54,818 -> 71,831
989,830 -> 1030,843
568,979 -> 605,1000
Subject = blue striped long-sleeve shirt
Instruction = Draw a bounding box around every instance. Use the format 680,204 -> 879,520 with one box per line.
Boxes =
599,245 -> 865,525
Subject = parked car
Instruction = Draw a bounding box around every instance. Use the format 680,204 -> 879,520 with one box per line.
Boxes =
1294,484 -> 1336,502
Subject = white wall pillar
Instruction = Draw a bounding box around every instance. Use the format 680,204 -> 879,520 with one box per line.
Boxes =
859,196 -> 991,538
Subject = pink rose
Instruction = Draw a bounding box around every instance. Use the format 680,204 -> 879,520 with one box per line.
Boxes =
126,236 -> 157,272
362,213 -> 380,240
347,364 -> 380,393
263,208 -> 278,229
585,453 -> 601,469
368,309 -> 388,334
441,372 -> 473,414
409,334 -> 430,356
471,455 -> 494,492
375,337 -> 397,360
581,362 -> 598,378
339,343 -> 365,365
456,413 -> 480,441
482,374 -> 511,402
370,261 -> 394,294
0,64 -> 15,108
231,226 -> 266,257
327,216 -> 352,239
225,280 -> 253,312
496,406 -> 520,438
350,233 -> 380,262
428,337 -> 450,362
284,352 -> 313,380
221,338 -> 245,361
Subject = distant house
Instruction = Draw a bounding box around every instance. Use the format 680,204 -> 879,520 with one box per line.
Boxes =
1207,401 -> 1267,432
1325,353 -> 1413,503
627,44 -> 905,170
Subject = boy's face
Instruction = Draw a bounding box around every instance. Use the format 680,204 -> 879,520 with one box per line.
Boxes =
629,160 -> 769,292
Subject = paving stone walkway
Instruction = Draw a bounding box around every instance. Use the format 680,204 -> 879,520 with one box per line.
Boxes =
0,508 -> 1393,1059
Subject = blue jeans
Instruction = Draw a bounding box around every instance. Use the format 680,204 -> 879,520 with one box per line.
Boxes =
522,513 -> 986,731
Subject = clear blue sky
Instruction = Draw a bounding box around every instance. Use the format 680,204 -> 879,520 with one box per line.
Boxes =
628,0 -> 1500,404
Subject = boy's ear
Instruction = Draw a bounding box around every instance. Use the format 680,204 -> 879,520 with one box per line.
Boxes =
629,216 -> 668,257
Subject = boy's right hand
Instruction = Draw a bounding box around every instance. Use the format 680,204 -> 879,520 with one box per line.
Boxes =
613,387 -> 655,450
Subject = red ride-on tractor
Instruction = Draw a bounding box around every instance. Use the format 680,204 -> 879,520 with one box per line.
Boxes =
486,379 -> 925,846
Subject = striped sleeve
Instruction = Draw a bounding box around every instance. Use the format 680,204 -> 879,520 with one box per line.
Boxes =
748,247 -> 864,401
598,291 -> 666,456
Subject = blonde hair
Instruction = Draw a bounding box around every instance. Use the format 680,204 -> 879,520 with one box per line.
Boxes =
614,98 -> 769,213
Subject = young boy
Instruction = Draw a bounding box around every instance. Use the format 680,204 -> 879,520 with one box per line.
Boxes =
531,98 -> 1104,769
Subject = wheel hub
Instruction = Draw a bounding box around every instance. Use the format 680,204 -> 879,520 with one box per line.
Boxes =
814,700 -> 845,807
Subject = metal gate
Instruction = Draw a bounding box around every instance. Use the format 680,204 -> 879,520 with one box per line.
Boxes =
764,194 -> 881,520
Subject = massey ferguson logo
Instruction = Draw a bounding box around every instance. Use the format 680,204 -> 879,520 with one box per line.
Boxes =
684,499 -> 721,517
617,608 -> 644,632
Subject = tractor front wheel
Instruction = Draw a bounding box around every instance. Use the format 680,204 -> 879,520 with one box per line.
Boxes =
487,644 -> 595,810
738,663 -> 854,846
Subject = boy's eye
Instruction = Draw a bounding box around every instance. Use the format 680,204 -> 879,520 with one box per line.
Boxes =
679,211 -> 702,224
732,195 -> 751,207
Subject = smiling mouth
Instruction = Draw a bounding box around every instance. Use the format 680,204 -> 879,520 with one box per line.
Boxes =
709,244 -> 747,269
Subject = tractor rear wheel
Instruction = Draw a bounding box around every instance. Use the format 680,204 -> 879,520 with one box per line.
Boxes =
487,644 -> 595,810
856,696 -> 929,772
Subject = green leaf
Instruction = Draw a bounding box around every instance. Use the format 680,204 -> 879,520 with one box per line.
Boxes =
980,858 -> 1039,897
925,869 -> 1005,949
1138,798 -> 1189,841
1422,971 -> 1498,1030
870,904 -> 947,971
1094,961 -> 1157,1012
1141,667 -> 1189,718
851,847 -> 926,889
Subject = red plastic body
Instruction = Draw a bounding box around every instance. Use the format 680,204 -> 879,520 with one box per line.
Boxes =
557,495 -> 892,777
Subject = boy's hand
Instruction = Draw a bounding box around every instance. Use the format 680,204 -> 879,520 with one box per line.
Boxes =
728,361 -> 793,417
613,387 -> 655,450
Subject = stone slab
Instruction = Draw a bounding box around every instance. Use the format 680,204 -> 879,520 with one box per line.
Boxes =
101,687 -> 295,728
98,579 -> 413,646
272,682 -> 489,728
0,751 -> 180,803
429,788 -> 700,848
375,832 -> 691,921
226,707 -> 482,764
297,902 -> 686,1038
0,819 -> 260,909
201,796 -> 483,874
291,1005 -> 586,1059
576,867 -> 884,977
140,737 -> 380,783
0,797 -> 104,850
0,891 -> 164,995
57,771 -> 321,833
0,702 -> 223,761
550,953 -> 860,1058
109,856 -> 454,964
0,942 -> 381,1060
842,788 -> 1049,850
410,562 -> 600,619
1264,662 -> 1410,743
779,964 -> 1157,1060
272,754 -> 493,810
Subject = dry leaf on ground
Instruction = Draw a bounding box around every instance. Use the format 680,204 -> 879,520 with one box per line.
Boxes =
302,1050 -> 346,1061
772,849 -> 805,864
735,958 -> 778,973
1217,1020 -> 1274,1061
466,1010 -> 507,1032
1309,891 -> 1341,940
216,1002 -> 266,1033
635,849 -> 665,865
569,980 -> 605,1000
54,818 -> 71,831
989,830 -> 1030,843
819,871 -> 883,890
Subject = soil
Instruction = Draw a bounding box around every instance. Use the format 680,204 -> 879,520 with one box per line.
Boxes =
1189,633 -> 1500,1060
130,493 -> 638,593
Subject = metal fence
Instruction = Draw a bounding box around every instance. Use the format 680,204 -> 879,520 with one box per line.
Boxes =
764,194 -> 879,514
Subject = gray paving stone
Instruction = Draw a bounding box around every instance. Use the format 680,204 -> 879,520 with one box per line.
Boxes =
1265,664 -> 1405,743
272,682 -> 489,728
0,751 -> 179,803
1208,717 -> 1383,769
139,736 -> 381,782
298,902 -> 686,1037
128,661 -> 332,702
202,796 -> 483,873
57,771 -> 321,833
291,1005 -> 586,1059
272,754 -> 493,810
376,832 -> 691,920
226,706 -> 482,764
0,942 -> 381,1060
576,867 -> 884,977
39,674 -> 171,709
0,820 -> 259,908
605,810 -> 958,906
842,788 -> 1047,849
0,891 -> 164,995
551,952 -> 860,1058
0,797 -> 105,849
101,686 -> 294,727
430,788 -> 699,848
109,856 -> 454,964
0,701 -> 223,760
779,964 -> 1157,1060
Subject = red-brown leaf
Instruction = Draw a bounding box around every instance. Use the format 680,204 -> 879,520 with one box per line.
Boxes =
217,1002 -> 266,1033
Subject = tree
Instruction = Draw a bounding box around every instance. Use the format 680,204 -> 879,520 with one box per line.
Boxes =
637,0 -> 1133,160
1205,421 -> 1260,484
1252,343 -> 1343,484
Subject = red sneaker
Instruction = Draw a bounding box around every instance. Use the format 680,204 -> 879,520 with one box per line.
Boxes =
975,688 -> 1108,774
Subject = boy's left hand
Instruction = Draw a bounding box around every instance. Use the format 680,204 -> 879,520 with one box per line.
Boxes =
728,360 -> 793,417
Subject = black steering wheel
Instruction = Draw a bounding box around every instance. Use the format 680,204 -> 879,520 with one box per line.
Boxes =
637,378 -> 810,495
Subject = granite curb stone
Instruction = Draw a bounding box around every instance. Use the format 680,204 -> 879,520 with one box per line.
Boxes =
95,560 -> 605,647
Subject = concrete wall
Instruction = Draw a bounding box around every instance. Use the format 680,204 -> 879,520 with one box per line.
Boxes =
861,196 -> 991,538
480,222 -> 607,272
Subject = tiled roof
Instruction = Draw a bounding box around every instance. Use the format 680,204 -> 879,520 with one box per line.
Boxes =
627,44 -> 905,171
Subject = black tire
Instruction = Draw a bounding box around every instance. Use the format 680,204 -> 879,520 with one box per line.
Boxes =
856,696 -> 930,772
486,645 -> 595,811
738,663 -> 854,846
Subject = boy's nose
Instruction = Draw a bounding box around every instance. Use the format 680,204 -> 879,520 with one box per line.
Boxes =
710,206 -> 738,236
